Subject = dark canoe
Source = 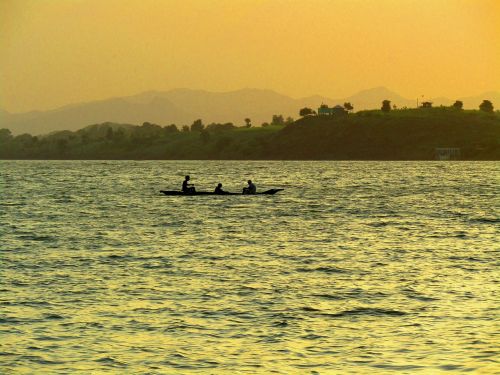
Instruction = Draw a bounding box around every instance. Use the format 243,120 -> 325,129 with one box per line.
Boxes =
160,189 -> 284,196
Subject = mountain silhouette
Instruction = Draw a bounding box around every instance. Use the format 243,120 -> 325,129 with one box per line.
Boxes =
342,87 -> 414,108
1,88 -> 498,135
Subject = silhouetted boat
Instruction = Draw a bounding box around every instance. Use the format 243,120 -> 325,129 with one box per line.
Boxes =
160,189 -> 284,196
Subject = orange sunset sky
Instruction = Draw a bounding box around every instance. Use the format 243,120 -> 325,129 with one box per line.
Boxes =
1,0 -> 499,113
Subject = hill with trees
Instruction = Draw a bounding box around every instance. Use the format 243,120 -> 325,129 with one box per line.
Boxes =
2,87 -> 499,136
0,106 -> 498,160
270,107 -> 499,160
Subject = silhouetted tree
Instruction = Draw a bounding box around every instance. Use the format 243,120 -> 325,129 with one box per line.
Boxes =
56,139 -> 68,154
0,128 -> 13,143
244,118 -> 252,128
261,122 -> 270,128
14,133 -> 36,146
114,128 -> 125,140
80,133 -> 90,144
272,115 -> 284,125
285,116 -> 294,125
343,102 -> 354,112
216,136 -> 233,150
182,125 -> 190,132
392,104 -> 397,110
421,101 -> 433,108
106,127 -> 114,140
200,130 -> 211,144
163,124 -> 179,134
452,100 -> 463,110
133,122 -> 163,141
190,119 -> 204,132
479,100 -> 494,113
381,100 -> 391,112
299,107 -> 314,117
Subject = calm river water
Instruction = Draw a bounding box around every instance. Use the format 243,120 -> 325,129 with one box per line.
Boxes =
1,161 -> 498,374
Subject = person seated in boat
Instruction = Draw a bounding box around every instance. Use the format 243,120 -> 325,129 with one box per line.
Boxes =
242,180 -> 256,194
214,183 -> 226,194
182,175 -> 196,193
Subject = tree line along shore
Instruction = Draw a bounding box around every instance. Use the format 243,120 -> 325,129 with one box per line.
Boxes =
1,102 -> 499,160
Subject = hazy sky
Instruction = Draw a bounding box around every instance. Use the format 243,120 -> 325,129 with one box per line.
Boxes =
1,0 -> 499,113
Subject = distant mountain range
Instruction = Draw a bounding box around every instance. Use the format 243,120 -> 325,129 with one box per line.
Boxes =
1,87 -> 499,135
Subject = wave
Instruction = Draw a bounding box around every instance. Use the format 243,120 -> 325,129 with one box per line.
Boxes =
301,306 -> 407,318
324,307 -> 407,317
95,356 -> 128,367
296,266 -> 346,274
43,314 -> 65,320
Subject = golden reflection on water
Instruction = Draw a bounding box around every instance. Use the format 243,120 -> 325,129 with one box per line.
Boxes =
0,161 -> 498,373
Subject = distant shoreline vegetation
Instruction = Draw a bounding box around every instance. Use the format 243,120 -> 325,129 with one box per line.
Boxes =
1,102 -> 499,160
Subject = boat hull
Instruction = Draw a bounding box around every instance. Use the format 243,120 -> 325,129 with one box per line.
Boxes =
160,189 -> 283,196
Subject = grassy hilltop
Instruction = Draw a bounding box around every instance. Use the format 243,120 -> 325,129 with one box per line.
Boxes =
271,108 -> 500,160
0,107 -> 499,160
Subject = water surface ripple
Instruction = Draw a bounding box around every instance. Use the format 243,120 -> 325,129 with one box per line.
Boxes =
1,161 -> 498,374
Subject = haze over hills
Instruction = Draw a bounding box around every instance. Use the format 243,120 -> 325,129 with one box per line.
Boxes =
1,87 -> 498,135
